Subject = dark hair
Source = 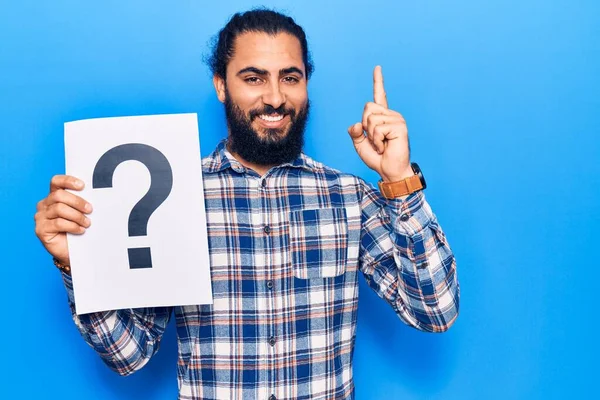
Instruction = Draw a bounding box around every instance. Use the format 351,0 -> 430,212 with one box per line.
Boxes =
207,8 -> 314,80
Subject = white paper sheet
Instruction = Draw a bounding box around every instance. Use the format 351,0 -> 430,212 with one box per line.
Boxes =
64,113 -> 212,314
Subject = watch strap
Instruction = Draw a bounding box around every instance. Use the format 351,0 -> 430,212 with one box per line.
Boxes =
378,174 -> 423,199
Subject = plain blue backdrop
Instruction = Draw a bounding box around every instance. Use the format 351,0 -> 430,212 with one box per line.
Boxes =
2,0 -> 599,398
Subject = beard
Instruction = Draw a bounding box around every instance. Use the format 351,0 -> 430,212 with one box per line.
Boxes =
224,89 -> 310,166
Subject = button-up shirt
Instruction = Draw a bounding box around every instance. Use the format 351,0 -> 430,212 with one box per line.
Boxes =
62,139 -> 460,400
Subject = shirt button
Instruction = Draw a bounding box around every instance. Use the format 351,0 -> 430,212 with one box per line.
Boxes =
264,225 -> 271,234
266,280 -> 274,289
261,179 -> 267,188
400,213 -> 410,222
269,395 -> 277,400
268,336 -> 276,346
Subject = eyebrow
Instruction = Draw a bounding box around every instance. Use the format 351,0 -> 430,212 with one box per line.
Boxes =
236,66 -> 305,78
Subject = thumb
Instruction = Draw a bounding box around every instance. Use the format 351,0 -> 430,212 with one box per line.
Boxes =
347,122 -> 365,143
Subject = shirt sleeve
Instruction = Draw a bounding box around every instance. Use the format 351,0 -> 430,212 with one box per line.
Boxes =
358,178 -> 460,332
61,272 -> 173,375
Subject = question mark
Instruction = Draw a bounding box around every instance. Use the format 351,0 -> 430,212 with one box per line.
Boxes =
92,143 -> 173,269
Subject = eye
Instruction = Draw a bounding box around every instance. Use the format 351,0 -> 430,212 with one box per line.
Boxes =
282,76 -> 300,84
244,76 -> 263,84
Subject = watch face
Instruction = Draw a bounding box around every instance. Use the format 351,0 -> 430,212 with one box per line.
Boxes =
411,162 -> 427,189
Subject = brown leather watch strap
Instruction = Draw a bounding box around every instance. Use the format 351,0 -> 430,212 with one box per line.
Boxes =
378,174 -> 423,199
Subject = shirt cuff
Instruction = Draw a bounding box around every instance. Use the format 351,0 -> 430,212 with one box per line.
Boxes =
61,270 -> 77,305
383,191 -> 434,236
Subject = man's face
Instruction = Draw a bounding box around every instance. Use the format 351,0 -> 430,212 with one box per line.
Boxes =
214,32 -> 310,165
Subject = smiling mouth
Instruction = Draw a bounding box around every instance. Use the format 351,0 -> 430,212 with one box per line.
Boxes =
253,113 -> 290,131
257,114 -> 285,122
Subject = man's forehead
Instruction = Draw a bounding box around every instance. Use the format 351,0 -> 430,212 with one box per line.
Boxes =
230,31 -> 304,71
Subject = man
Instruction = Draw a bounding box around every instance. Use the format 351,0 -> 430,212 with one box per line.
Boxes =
34,9 -> 459,400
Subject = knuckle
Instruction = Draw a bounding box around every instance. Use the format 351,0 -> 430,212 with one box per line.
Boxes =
44,203 -> 55,218
49,190 -> 60,203
53,218 -> 64,231
52,202 -> 65,216
51,175 -> 65,188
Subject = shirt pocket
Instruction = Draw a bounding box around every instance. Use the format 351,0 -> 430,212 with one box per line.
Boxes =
289,207 -> 349,279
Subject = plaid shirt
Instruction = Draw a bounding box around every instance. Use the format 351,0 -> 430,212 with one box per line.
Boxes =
62,139 -> 459,400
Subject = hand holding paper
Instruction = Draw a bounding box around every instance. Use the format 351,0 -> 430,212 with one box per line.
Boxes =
34,175 -> 93,265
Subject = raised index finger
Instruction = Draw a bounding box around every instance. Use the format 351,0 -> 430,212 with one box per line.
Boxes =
373,65 -> 388,108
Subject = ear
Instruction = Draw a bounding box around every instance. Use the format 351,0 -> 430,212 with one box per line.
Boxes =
213,75 -> 226,103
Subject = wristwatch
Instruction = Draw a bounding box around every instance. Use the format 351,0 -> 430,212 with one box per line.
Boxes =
378,162 -> 427,199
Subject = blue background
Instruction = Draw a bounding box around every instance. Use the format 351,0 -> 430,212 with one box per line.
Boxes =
2,0 -> 598,398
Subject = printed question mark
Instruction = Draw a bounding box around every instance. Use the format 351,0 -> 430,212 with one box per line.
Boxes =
92,143 -> 173,269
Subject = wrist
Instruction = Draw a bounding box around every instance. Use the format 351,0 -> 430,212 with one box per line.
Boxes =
377,162 -> 427,199
53,257 -> 72,275
381,165 -> 414,183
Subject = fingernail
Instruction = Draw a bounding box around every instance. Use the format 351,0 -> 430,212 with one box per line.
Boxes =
84,216 -> 91,226
75,180 -> 84,189
85,203 -> 92,212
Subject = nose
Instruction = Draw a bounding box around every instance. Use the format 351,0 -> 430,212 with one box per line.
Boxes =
261,80 -> 286,110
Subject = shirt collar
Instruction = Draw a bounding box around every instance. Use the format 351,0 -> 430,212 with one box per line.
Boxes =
202,138 -> 318,174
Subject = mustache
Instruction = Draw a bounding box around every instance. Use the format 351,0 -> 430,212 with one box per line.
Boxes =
249,104 -> 296,120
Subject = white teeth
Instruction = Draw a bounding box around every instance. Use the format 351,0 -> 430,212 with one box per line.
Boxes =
259,114 -> 284,122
